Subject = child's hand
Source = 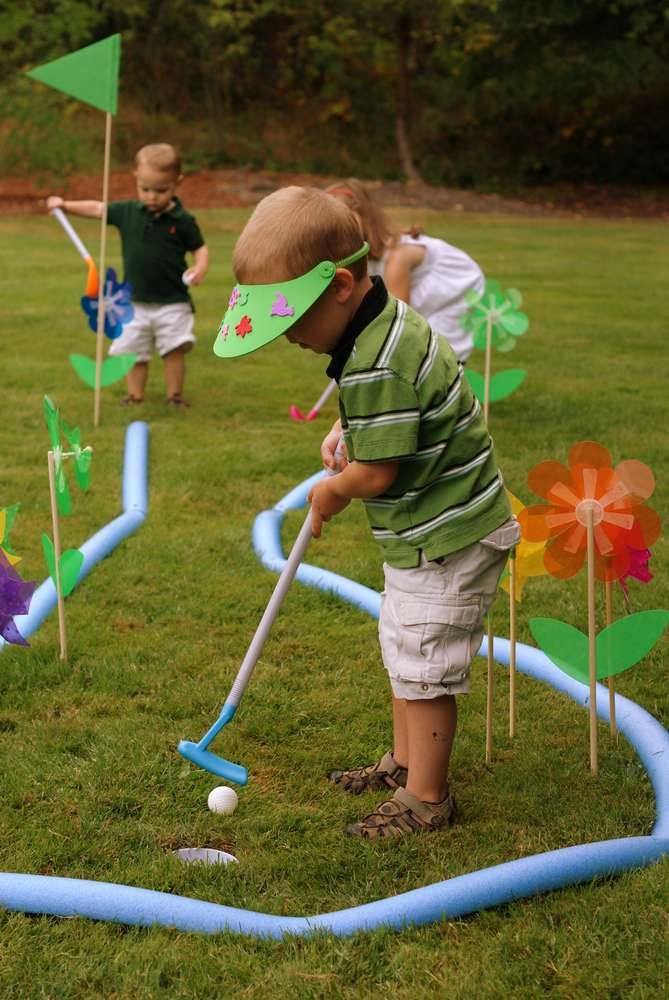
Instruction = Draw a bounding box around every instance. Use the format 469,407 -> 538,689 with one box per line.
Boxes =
46,196 -> 64,211
307,478 -> 351,538
321,420 -> 347,471
182,266 -> 206,286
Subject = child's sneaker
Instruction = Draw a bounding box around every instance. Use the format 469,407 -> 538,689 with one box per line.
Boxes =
345,787 -> 457,839
328,751 -> 407,795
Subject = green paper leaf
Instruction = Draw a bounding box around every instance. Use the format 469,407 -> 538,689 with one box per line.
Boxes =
489,369 -> 527,402
59,549 -> 84,597
596,610 -> 669,678
70,352 -> 137,388
1,503 -> 20,554
41,533 -> 56,581
507,288 -> 523,309
41,533 -> 83,597
529,617 -> 589,685
55,464 -> 72,517
61,419 -> 92,491
26,34 -> 120,114
464,368 -> 485,403
43,395 -> 60,449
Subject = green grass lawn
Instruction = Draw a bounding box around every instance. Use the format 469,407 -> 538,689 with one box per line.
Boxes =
0,208 -> 667,998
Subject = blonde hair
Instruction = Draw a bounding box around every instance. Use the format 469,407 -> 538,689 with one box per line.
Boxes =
325,178 -> 396,260
234,186 -> 367,283
326,177 -> 423,260
134,143 -> 181,178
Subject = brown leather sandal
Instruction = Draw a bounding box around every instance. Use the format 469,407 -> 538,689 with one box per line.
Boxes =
328,751 -> 408,795
345,787 -> 457,840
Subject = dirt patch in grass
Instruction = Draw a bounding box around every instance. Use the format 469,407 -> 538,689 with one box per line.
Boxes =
2,168 -> 668,219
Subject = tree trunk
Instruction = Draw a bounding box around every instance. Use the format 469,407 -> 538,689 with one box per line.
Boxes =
396,12 -> 423,184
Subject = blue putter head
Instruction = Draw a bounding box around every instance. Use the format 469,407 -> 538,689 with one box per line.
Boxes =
178,703 -> 248,784
178,740 -> 249,785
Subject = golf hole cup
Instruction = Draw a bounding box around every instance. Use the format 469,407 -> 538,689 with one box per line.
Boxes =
207,786 -> 239,815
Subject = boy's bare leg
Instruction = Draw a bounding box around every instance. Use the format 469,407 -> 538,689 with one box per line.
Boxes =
392,694 -> 409,768
163,345 -> 187,398
127,361 -> 148,400
404,693 -> 457,803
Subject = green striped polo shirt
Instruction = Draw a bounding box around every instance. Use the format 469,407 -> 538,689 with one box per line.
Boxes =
330,283 -> 511,568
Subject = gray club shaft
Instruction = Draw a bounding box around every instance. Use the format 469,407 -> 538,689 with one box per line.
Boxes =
226,508 -> 314,706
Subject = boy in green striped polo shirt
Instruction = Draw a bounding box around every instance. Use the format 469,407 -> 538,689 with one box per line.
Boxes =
218,186 -> 519,839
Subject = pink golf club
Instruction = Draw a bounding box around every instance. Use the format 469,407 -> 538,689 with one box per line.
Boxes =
290,378 -> 337,422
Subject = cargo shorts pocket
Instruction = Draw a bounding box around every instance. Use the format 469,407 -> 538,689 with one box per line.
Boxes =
395,595 -> 481,686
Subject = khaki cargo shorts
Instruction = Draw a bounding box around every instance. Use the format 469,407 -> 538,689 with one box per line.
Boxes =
108,302 -> 195,362
379,518 -> 520,700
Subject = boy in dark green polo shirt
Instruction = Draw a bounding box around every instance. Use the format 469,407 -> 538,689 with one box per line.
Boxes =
47,144 -> 208,407
215,186 -> 519,839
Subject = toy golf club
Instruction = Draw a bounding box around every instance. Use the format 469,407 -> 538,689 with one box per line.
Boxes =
179,443 -> 345,784
290,378 -> 337,422
50,207 -> 99,298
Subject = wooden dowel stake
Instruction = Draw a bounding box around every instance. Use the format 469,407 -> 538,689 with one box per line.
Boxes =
483,313 -> 492,424
47,451 -> 67,661
586,507 -> 598,774
605,579 -> 617,740
94,110 -> 113,428
485,613 -> 494,764
509,550 -> 517,738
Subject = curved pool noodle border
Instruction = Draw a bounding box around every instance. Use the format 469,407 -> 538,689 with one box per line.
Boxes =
0,421 -> 149,651
0,467 -> 666,937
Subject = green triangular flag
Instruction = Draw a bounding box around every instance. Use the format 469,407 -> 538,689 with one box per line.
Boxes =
26,34 -> 120,114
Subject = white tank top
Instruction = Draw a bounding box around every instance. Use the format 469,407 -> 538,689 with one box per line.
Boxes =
368,233 -> 484,361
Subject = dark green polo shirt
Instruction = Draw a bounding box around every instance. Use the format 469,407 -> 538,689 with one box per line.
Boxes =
106,197 -> 205,305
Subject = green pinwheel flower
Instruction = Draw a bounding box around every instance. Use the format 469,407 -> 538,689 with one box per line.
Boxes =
463,279 -> 529,353
43,396 -> 92,515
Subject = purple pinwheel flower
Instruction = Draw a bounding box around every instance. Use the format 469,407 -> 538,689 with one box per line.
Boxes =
0,550 -> 36,646
81,267 -> 134,340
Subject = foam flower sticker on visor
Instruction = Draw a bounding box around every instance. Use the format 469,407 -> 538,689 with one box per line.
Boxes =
518,440 -> 661,582
214,243 -> 369,359
463,279 -> 528,353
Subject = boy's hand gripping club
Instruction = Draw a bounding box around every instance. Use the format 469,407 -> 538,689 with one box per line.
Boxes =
178,441 -> 346,784
50,207 -> 100,298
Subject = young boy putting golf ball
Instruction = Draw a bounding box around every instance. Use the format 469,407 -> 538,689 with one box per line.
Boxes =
215,187 -> 519,840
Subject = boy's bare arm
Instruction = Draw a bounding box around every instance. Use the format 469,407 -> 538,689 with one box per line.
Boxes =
185,244 -> 209,285
307,458 -> 399,538
46,196 -> 103,218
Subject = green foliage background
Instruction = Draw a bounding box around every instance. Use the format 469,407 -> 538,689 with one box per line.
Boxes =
1,0 -> 667,186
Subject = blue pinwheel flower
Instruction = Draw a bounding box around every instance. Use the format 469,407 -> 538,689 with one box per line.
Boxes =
81,267 -> 134,340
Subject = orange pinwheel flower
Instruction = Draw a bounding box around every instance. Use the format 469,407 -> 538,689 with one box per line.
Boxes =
518,441 -> 661,582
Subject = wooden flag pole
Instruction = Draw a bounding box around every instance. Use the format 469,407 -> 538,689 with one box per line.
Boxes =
94,110 -> 112,428
485,612 -> 494,764
585,507 -> 598,774
483,313 -> 493,423
47,451 -> 67,661
605,579 -> 618,740
509,549 -> 517,738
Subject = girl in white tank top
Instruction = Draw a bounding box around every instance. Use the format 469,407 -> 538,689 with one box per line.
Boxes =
327,179 -> 484,361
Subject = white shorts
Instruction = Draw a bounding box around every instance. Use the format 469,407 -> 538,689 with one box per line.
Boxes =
108,302 -> 195,363
379,518 -> 520,700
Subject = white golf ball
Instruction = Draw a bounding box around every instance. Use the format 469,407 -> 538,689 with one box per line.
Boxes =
207,786 -> 238,815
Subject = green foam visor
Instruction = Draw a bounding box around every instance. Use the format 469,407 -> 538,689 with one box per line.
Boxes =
213,242 -> 369,358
